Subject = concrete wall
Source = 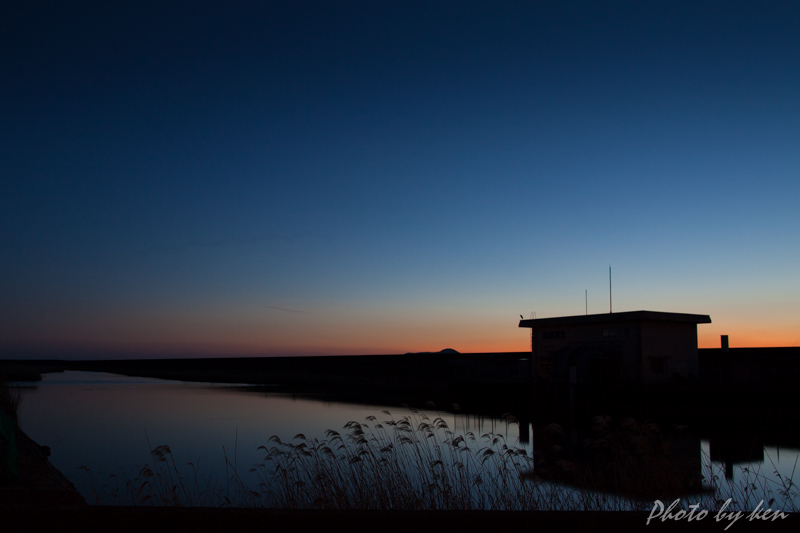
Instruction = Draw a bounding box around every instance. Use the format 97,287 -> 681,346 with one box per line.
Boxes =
640,321 -> 698,383
531,320 -> 642,384
699,347 -> 800,390
530,319 -> 699,385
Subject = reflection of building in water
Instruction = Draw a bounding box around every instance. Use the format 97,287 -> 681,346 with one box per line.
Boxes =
709,432 -> 765,480
518,311 -> 711,386
527,418 -> 705,500
447,412 -> 532,446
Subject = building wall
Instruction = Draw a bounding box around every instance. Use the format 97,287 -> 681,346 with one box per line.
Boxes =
531,320 -> 642,384
529,319 -> 701,385
640,321 -> 698,383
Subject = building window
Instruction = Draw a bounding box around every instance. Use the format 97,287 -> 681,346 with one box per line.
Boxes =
543,331 -> 565,340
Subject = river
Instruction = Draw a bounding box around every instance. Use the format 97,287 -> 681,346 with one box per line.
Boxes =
13,370 -> 800,511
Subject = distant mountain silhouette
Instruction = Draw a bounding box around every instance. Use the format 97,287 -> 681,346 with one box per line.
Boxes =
404,348 -> 460,355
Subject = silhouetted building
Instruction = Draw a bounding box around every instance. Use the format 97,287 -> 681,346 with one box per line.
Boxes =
518,311 -> 711,385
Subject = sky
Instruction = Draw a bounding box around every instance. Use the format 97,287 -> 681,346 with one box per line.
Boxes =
1,1 -> 798,358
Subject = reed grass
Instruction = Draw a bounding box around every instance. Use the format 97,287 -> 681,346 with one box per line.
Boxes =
77,409 -> 800,513
78,444 -> 255,507
249,410 -> 535,510
697,444 -> 799,513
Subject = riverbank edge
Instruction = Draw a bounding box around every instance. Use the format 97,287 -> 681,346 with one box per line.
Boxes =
0,425 -> 86,506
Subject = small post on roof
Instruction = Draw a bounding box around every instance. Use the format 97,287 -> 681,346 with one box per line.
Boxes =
609,265 -> 612,313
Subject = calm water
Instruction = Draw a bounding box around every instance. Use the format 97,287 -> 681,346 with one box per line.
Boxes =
15,371 -> 529,501
14,371 -> 800,511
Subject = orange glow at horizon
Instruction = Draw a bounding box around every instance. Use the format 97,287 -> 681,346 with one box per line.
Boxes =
3,306 -> 797,358
698,330 -> 798,349
698,315 -> 799,349
2,338 -> 533,358
0,305 -> 539,357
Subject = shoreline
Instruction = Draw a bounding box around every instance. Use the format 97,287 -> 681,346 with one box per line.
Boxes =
1,425 -> 86,506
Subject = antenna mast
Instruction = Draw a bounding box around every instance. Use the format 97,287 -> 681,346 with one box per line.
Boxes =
609,265 -> 612,313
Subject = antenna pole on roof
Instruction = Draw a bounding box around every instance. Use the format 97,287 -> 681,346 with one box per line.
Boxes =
585,290 -> 587,315
609,265 -> 612,313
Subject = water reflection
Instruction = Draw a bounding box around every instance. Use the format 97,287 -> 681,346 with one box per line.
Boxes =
13,371 -> 800,510
699,441 -> 800,509
15,371 -> 532,503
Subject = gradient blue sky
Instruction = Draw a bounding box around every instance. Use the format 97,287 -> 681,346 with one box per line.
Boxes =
2,1 -> 798,358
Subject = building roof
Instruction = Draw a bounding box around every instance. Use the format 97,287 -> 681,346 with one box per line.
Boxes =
518,310 -> 711,329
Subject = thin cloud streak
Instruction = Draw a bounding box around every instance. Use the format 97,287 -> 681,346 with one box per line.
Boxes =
264,306 -> 308,315
144,232 -> 335,254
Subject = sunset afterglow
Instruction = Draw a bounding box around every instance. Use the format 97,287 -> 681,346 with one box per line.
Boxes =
2,2 -> 798,359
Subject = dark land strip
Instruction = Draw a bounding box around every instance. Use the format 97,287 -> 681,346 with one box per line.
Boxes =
1,508 -> 799,533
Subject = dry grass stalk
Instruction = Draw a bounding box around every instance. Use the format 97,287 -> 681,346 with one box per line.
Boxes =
77,410 -> 800,512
